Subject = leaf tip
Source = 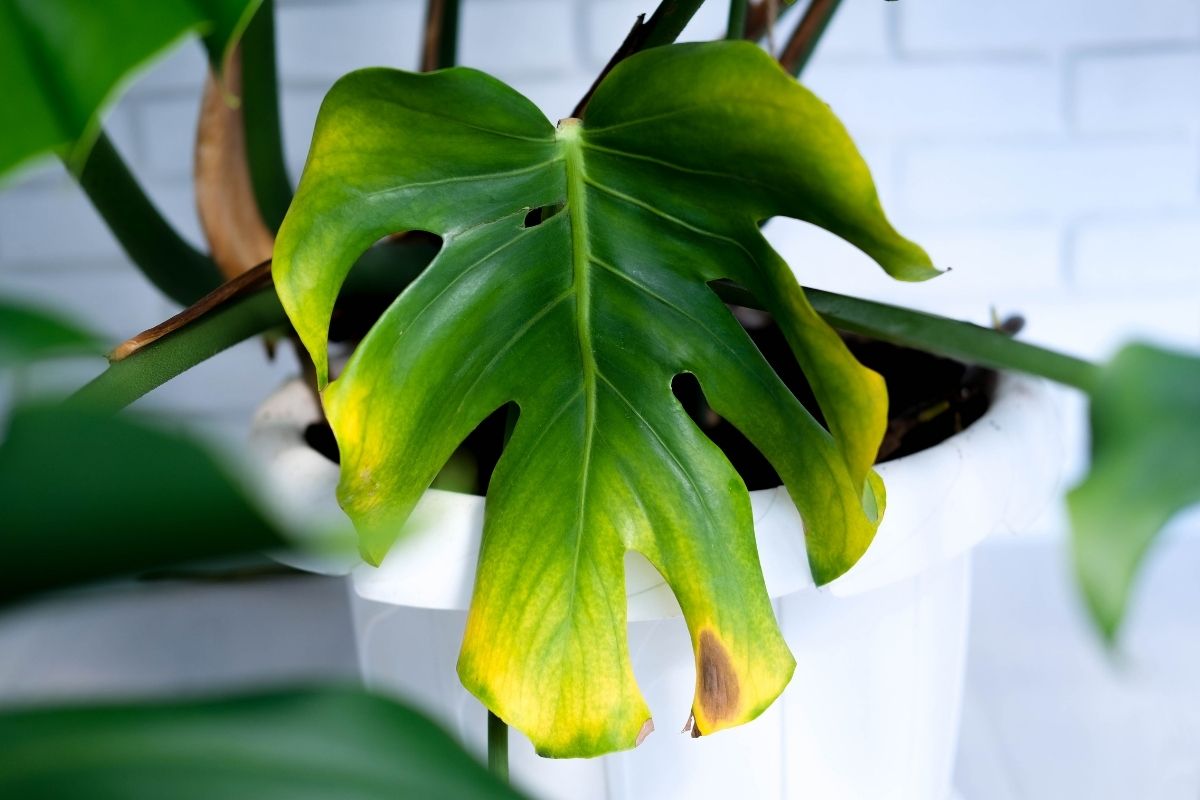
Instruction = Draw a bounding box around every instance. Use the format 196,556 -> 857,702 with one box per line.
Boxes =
891,250 -> 944,283
635,718 -> 654,747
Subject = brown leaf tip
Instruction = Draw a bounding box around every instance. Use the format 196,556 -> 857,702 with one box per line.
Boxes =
635,718 -> 655,747
697,629 -> 740,726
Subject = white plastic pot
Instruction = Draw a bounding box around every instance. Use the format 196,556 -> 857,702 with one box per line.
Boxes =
250,373 -> 1061,800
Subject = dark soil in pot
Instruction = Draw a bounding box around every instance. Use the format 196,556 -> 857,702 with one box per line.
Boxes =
303,304 -> 999,494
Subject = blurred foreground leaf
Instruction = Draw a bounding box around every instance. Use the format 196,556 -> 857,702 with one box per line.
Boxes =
1069,343 -> 1200,641
0,403 -> 285,603
0,0 -> 260,178
0,299 -> 101,364
0,688 -> 524,799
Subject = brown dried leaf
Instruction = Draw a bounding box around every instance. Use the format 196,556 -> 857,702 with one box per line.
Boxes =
195,48 -> 275,280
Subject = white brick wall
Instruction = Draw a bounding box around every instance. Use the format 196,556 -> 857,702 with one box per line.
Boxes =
1071,49 -> 1200,134
1,0 -> 1198,449
898,0 -> 1200,53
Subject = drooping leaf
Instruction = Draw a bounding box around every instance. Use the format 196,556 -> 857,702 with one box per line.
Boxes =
0,403 -> 287,604
0,0 -> 260,179
0,299 -> 101,364
1068,343 -> 1200,642
274,41 -> 934,756
0,688 -> 524,799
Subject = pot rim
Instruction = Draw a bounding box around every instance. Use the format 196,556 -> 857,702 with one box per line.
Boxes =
250,371 -> 1063,618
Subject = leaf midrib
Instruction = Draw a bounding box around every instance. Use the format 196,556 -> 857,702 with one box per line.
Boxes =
560,121 -> 595,621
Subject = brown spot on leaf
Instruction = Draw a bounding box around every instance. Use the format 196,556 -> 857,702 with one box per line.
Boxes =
697,630 -> 740,726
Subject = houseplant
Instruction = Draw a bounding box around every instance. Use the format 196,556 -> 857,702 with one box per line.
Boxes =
0,312 -> 522,798
1,0 -> 1197,796
250,364 -> 1060,799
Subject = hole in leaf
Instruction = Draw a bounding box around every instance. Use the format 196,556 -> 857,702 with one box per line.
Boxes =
705,280 -> 997,465
522,203 -> 564,228
328,231 -> 442,349
671,373 -> 782,491
303,400 -> 518,496
304,421 -> 340,464
469,401 -> 519,494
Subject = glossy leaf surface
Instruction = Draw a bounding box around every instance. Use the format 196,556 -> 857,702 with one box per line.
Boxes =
0,689 -> 523,799
275,41 -> 934,756
1069,344 -> 1200,642
0,0 -> 259,178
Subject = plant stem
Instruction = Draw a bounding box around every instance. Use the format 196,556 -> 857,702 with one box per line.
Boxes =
71,133 -> 222,307
422,0 -> 462,71
713,282 -> 1102,392
71,288 -> 286,413
239,0 -> 293,231
73,237 -> 437,412
572,0 -> 706,117
641,0 -> 707,49
744,0 -> 799,42
726,0 -> 749,38
778,0 -> 843,76
487,710 -> 509,783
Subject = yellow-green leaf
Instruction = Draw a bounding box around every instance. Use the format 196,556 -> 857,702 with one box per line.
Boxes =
275,41 -> 934,757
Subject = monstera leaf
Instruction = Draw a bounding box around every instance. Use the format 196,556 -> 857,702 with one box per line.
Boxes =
275,41 -> 935,757
1069,343 -> 1200,642
0,0 -> 260,178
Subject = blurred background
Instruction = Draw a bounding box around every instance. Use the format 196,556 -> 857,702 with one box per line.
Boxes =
0,1 -> 1198,797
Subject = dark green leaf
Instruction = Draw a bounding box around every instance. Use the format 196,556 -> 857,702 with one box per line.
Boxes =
0,299 -> 101,364
0,403 -> 286,603
276,41 -> 933,756
0,688 -> 524,799
0,0 -> 259,178
1068,343 -> 1200,642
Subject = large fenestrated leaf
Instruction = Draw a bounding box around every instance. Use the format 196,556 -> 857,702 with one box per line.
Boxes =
0,689 -> 523,799
0,0 -> 260,179
275,41 -> 935,757
1069,343 -> 1200,642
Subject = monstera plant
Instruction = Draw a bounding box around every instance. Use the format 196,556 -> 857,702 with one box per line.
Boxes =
274,41 -> 934,754
1,0 -> 1198,791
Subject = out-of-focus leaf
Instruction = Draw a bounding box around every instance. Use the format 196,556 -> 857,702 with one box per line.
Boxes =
0,403 -> 286,603
275,41 -> 933,756
0,688 -> 524,799
1068,343 -> 1200,642
0,299 -> 101,364
0,0 -> 260,179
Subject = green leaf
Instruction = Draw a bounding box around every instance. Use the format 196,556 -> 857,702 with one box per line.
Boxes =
0,403 -> 287,604
1068,343 -> 1200,642
0,299 -> 102,364
0,0 -> 260,179
275,41 -> 933,756
0,688 -> 524,799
